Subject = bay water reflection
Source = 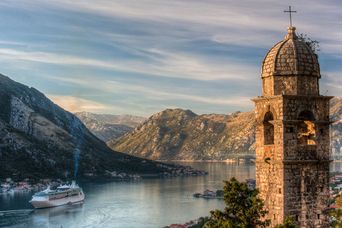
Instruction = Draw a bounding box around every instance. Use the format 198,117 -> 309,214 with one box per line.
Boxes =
5,161 -> 341,227
0,162 -> 255,227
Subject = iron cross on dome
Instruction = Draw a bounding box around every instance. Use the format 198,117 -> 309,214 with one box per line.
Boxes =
284,6 -> 297,27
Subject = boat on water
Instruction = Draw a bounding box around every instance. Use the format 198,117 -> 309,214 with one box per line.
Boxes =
193,189 -> 224,199
29,181 -> 85,209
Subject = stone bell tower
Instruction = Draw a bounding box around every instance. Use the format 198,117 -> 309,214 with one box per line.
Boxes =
252,26 -> 332,227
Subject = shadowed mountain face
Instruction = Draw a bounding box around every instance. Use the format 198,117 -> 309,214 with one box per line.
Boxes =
75,112 -> 146,142
0,74 -> 177,180
109,98 -> 342,161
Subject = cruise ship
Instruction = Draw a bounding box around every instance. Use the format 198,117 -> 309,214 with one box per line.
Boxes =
29,181 -> 85,209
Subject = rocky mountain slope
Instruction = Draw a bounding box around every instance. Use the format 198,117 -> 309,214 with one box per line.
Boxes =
0,74 -> 189,181
75,112 -> 145,142
109,98 -> 342,161
331,97 -> 342,159
109,109 -> 255,160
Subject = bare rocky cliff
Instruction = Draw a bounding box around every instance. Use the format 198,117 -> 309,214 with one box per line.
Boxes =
109,109 -> 256,160
331,97 -> 342,159
109,98 -> 342,161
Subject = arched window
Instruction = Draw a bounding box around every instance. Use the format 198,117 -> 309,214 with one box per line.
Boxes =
297,110 -> 316,145
298,110 -> 315,121
263,111 -> 274,145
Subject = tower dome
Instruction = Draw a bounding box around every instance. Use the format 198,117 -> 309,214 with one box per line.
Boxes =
261,27 -> 320,96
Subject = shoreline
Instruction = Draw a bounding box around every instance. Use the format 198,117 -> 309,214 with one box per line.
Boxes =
157,159 -> 255,163
0,165 -> 208,195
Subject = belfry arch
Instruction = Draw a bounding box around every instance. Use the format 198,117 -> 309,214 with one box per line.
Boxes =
297,110 -> 316,145
263,111 -> 274,145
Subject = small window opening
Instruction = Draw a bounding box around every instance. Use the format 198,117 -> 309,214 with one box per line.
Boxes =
286,127 -> 294,133
278,188 -> 281,194
296,215 -> 299,221
263,111 -> 274,145
317,214 -> 320,219
297,111 -> 316,145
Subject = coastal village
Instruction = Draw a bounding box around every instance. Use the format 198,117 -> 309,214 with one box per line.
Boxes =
3,172 -> 342,200
0,164 -> 207,194
0,178 -> 63,194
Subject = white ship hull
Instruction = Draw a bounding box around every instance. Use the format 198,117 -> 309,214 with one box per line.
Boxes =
30,181 -> 85,209
30,194 -> 84,208
30,194 -> 85,209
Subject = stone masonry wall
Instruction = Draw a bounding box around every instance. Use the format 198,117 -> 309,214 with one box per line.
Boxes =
254,95 -> 331,227
284,163 -> 329,227
254,96 -> 285,226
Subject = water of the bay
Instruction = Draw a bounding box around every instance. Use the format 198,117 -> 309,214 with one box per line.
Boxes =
0,162 -> 254,227
1,161 -> 341,228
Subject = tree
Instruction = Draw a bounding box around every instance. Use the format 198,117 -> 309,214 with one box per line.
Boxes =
204,177 -> 270,228
298,33 -> 320,54
275,217 -> 295,228
330,209 -> 342,228
330,194 -> 342,228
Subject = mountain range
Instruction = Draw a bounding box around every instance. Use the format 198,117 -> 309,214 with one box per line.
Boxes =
3,73 -> 338,180
75,112 -> 146,142
108,109 -> 255,160
107,99 -> 342,161
0,74 -> 188,181
331,98 -> 342,159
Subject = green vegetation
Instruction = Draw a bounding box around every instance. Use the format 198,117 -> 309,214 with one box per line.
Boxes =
330,209 -> 342,228
215,190 -> 224,198
202,178 -> 296,228
330,194 -> 342,227
275,217 -> 295,228
204,177 -> 270,228
298,33 -> 320,54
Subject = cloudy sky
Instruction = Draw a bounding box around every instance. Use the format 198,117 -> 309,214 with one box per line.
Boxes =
0,0 -> 341,117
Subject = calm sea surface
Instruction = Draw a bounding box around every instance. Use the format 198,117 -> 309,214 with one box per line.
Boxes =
1,162 -> 341,228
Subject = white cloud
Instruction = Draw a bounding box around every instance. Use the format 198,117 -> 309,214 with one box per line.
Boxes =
0,47 -> 257,81
106,80 -> 253,106
36,1 -> 286,31
321,73 -> 342,97
49,75 -> 253,107
34,0 -> 342,51
48,95 -> 112,113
